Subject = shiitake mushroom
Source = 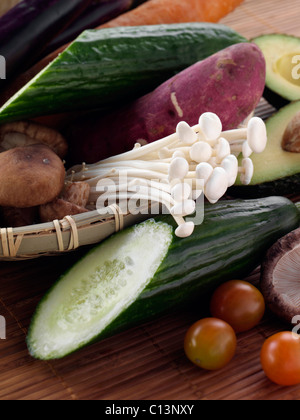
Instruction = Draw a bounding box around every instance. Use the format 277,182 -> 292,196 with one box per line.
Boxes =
0,121 -> 68,158
261,228 -> 300,324
0,144 -> 65,208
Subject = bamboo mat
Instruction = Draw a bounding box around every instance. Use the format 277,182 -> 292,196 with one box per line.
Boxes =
1,0 -> 300,401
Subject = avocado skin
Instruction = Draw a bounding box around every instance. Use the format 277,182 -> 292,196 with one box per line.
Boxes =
229,173 -> 300,198
263,87 -> 290,110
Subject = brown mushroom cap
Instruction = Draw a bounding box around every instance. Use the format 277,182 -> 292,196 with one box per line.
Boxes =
0,144 -> 65,208
0,121 -> 68,158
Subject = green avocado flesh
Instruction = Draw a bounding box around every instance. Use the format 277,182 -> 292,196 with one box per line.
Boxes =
253,34 -> 300,101
235,101 -> 300,189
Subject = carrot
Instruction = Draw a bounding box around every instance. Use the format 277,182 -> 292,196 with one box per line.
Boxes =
100,0 -> 245,28
0,0 -> 244,111
0,0 -> 20,17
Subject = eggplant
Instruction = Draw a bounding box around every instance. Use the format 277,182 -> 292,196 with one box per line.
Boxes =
0,0 -> 92,82
43,0 -> 149,56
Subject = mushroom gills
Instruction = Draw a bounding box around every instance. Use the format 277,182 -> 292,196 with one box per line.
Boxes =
0,122 -> 68,158
261,227 -> 300,323
272,244 -> 300,308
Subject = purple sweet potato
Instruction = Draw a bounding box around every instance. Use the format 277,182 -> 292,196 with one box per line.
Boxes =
67,42 -> 266,164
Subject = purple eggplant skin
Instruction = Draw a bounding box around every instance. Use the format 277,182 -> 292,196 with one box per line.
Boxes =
0,0 -> 92,82
43,0 -> 149,56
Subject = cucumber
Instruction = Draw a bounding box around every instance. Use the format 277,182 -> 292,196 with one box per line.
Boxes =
0,23 -> 247,123
27,197 -> 300,360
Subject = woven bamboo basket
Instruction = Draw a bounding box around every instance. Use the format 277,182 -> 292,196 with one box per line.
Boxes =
0,207 -> 155,261
0,100 -> 276,261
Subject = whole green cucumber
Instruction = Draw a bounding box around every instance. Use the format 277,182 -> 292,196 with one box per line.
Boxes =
27,197 -> 299,360
0,23 -> 247,123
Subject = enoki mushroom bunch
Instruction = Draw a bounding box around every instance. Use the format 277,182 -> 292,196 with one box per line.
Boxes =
67,113 -> 267,238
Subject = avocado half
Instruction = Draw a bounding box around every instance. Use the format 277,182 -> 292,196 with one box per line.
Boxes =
253,34 -> 300,108
230,101 -> 300,197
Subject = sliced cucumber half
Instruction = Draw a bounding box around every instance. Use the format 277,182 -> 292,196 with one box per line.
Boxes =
27,220 -> 173,360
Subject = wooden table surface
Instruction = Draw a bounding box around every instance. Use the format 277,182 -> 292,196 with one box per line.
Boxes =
1,0 -> 300,401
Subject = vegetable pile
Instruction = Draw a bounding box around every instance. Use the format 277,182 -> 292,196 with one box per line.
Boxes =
0,0 -> 299,391
0,23 -> 248,122
0,0 -> 245,104
27,197 -> 300,360
66,42 -> 266,163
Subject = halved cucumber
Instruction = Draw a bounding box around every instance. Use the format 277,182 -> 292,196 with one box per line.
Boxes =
27,197 -> 300,360
27,220 -> 173,360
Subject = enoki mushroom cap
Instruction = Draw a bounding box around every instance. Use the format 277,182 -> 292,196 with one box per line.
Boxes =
171,200 -> 196,217
176,121 -> 198,145
216,137 -> 231,162
242,140 -> 253,158
199,113 -> 223,141
190,141 -> 212,163
171,183 -> 192,202
205,167 -> 229,204
221,155 -> 239,187
196,162 -> 214,184
240,158 -> 254,185
247,117 -> 268,154
175,222 -> 195,238
172,150 -> 186,159
169,157 -> 189,180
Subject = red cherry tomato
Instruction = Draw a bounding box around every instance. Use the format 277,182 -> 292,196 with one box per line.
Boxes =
184,318 -> 237,371
210,280 -> 265,333
261,332 -> 300,386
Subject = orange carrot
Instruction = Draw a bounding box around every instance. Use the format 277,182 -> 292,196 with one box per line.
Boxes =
100,0 -> 245,28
